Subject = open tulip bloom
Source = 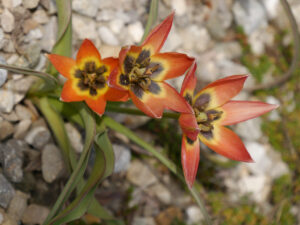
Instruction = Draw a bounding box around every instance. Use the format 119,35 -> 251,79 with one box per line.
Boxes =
179,62 -> 279,188
47,39 -> 129,115
109,12 -> 194,118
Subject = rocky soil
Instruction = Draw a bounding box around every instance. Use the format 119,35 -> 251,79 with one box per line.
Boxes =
0,0 -> 300,224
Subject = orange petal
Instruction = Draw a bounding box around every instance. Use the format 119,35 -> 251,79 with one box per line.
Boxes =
85,97 -> 107,116
220,100 -> 279,126
193,75 -> 248,110
47,54 -> 76,79
60,80 -> 85,102
180,61 -> 197,101
181,135 -> 200,188
199,125 -> 253,162
130,81 -> 193,118
104,87 -> 129,102
150,52 -> 194,81
76,39 -> 101,65
179,113 -> 199,141
141,12 -> 174,54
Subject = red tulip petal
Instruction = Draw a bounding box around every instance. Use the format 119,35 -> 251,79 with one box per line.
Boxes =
104,87 -> 129,102
141,12 -> 174,54
179,113 -> 199,141
193,75 -> 248,110
150,53 -> 194,81
130,81 -> 193,118
60,80 -> 85,102
180,61 -> 197,101
85,96 -> 107,116
76,39 -> 101,65
199,125 -> 253,162
219,100 -> 279,126
181,135 -> 200,188
47,54 -> 76,79
108,67 -> 130,91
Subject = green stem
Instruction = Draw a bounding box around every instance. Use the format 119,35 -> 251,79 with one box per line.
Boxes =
139,0 -> 159,44
43,105 -> 96,225
106,105 -> 179,119
102,116 -> 212,225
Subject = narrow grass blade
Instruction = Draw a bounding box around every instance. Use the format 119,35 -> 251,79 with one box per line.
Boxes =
102,116 -> 212,225
43,104 -> 96,225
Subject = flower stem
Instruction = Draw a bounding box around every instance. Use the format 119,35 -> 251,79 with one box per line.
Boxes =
105,105 -> 179,119
102,116 -> 212,225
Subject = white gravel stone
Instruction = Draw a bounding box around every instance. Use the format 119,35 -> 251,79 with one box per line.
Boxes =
0,28 -> 5,49
262,0 -> 280,19
41,16 -> 57,52
127,160 -> 157,188
128,21 -> 144,43
133,217 -> 156,225
42,144 -> 65,183
65,123 -> 83,153
233,0 -> 267,35
0,56 -> 8,87
2,0 -> 22,8
186,206 -> 204,225
15,105 -> 32,120
171,0 -> 187,16
73,0 -> 99,18
266,96 -> 280,121
113,144 -> 131,173
25,126 -> 51,150
235,118 -> 262,141
1,9 -> 15,33
23,0 -> 39,9
98,26 -> 119,45
73,14 -> 97,40
32,9 -> 49,24
109,19 -> 125,34
0,90 -> 15,113
14,119 -> 32,140
146,183 -> 171,205
162,26 -> 182,51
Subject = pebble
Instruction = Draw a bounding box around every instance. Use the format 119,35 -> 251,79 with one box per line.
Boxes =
41,144 -> 65,183
156,207 -> 183,225
266,96 -> 280,121
73,0 -> 99,18
109,19 -> 125,34
127,160 -> 157,188
0,173 -> 15,208
233,0 -> 267,35
0,120 -> 14,140
146,183 -> 171,205
73,14 -> 97,40
262,0 -> 280,19
2,0 -> 22,8
32,9 -> 49,24
99,45 -> 121,58
13,119 -> 32,139
133,217 -> 156,225
15,105 -> 32,120
25,125 -> 51,150
162,26 -> 182,51
0,139 -> 27,183
98,26 -> 119,46
1,9 -> 15,33
113,144 -> 131,173
0,56 -> 8,87
22,204 -> 50,225
207,0 -> 232,39
65,123 -> 83,153
171,0 -> 187,16
41,16 -> 57,52
128,21 -> 144,43
0,208 -> 18,225
0,28 -> 5,49
7,191 -> 29,222
186,206 -> 204,225
0,110 -> 19,122
235,118 -> 262,141
23,0 -> 40,9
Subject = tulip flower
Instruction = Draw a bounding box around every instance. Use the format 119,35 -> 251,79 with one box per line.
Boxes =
109,13 -> 194,118
179,62 -> 278,188
47,39 -> 129,115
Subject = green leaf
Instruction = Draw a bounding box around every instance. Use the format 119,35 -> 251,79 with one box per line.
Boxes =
102,116 -> 212,225
47,0 -> 72,75
43,104 -> 96,225
48,130 -> 115,225
139,0 -> 159,44
0,63 -> 57,91
35,97 -> 75,171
